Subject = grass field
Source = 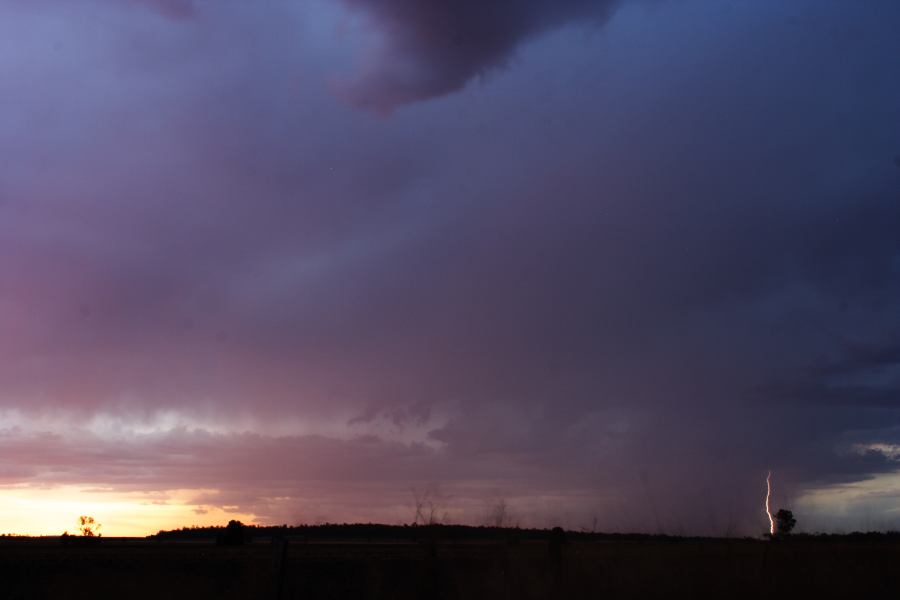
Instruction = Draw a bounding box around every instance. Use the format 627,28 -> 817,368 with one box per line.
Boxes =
0,536 -> 898,599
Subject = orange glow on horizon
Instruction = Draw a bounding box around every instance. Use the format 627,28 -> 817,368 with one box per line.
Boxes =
0,487 -> 256,537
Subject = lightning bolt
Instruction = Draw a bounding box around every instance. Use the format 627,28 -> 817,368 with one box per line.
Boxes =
765,470 -> 775,536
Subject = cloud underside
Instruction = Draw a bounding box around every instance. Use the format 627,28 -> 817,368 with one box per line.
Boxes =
336,0 -> 623,113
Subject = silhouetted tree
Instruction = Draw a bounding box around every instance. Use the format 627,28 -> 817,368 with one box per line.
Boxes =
411,487 -> 448,526
218,520 -> 249,546
77,516 -> 101,537
486,498 -> 510,528
775,509 -> 796,536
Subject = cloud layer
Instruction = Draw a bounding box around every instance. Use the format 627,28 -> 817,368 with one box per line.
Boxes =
0,0 -> 899,534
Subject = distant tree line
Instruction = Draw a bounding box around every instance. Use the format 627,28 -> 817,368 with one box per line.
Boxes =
152,523 -> 666,543
149,522 -> 900,544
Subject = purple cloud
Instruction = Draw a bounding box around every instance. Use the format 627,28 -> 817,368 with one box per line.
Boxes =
336,0 -> 624,113
135,0 -> 195,19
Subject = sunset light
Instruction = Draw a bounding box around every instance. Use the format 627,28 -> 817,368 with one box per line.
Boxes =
0,487 -> 251,538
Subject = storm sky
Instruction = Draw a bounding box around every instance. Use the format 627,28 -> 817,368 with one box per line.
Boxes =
1,0 -> 899,535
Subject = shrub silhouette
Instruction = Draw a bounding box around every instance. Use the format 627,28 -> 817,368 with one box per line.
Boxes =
218,520 -> 249,546
775,509 -> 796,536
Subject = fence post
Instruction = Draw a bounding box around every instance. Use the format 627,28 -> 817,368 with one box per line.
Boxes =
272,533 -> 289,600
549,527 -> 566,593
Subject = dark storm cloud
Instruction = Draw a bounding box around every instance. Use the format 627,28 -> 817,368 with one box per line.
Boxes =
759,339 -> 900,434
336,0 -> 624,112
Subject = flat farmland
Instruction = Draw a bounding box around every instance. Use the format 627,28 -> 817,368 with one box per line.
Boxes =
0,537 -> 898,599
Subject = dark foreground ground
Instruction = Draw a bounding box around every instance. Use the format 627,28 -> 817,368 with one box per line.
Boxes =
0,536 -> 898,599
